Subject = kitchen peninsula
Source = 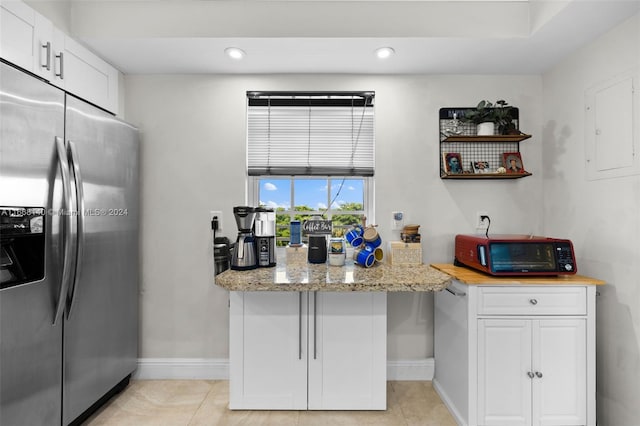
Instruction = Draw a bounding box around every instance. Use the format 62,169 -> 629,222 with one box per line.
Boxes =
215,252 -> 451,411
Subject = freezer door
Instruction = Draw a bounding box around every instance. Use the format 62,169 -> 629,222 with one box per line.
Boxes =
62,95 -> 139,424
0,63 -> 65,425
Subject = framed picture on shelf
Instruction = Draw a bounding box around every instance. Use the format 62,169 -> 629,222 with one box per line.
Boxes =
472,161 -> 490,174
502,152 -> 525,173
443,152 -> 463,174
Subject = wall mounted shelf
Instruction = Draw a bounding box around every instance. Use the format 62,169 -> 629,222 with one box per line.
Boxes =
439,107 -> 532,180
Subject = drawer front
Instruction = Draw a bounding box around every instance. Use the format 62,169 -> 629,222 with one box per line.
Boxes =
477,286 -> 587,315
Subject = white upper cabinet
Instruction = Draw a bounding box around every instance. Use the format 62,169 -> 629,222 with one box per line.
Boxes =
0,0 -> 119,114
1,1 -> 36,72
62,36 -> 119,114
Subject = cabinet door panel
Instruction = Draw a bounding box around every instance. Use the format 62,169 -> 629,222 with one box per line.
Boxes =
63,36 -> 118,114
0,1 -> 36,72
229,291 -> 308,410
308,291 -> 386,410
478,319 -> 531,426
533,319 -> 586,426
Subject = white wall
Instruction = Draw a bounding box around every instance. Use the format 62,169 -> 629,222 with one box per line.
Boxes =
25,0 -> 70,33
124,74 -> 542,362
542,13 -> 640,425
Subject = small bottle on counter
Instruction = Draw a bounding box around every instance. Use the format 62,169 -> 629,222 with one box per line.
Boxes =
290,220 -> 301,246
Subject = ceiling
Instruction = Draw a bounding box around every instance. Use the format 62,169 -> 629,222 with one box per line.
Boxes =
64,0 -> 640,75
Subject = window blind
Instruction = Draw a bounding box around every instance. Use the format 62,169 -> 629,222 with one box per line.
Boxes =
247,92 -> 375,176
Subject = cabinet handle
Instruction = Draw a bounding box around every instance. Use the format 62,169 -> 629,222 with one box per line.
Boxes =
445,287 -> 466,297
42,42 -> 51,71
56,52 -> 64,80
527,371 -> 535,379
529,298 -> 538,305
535,371 -> 543,378
313,291 -> 317,360
298,291 -> 302,360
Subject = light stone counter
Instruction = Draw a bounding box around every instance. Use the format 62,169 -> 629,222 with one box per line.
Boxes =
215,256 -> 452,292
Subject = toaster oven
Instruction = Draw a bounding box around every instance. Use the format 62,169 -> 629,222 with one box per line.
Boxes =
454,234 -> 577,276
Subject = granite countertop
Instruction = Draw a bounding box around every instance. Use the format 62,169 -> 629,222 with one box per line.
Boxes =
214,256 -> 452,292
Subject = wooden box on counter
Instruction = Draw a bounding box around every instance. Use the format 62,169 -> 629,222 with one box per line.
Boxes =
387,242 -> 422,265
285,244 -> 308,264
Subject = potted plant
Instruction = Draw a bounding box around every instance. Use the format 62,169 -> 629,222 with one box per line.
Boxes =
492,100 -> 519,135
463,99 -> 519,135
463,100 -> 496,135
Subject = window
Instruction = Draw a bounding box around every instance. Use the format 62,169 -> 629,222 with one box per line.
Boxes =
247,92 -> 375,246
249,176 -> 371,246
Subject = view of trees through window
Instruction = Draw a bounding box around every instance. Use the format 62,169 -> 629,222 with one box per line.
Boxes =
257,178 -> 366,246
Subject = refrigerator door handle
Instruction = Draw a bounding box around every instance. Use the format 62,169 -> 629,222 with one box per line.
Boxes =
66,140 -> 85,319
53,137 -> 74,326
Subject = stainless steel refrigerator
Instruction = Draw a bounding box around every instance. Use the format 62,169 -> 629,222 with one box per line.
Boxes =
0,61 -> 139,425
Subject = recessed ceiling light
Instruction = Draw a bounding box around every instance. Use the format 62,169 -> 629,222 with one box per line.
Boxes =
375,47 -> 395,59
225,47 -> 246,60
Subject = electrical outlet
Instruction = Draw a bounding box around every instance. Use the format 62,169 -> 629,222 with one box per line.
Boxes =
210,210 -> 223,232
392,211 -> 404,230
475,211 -> 489,229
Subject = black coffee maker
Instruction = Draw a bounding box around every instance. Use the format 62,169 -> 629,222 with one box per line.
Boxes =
213,237 -> 230,275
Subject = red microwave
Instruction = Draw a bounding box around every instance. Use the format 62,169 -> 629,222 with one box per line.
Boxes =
454,234 -> 577,276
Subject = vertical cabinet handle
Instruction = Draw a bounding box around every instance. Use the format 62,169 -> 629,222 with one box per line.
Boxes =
298,291 -> 302,360
55,52 -> 64,80
313,292 -> 317,360
529,298 -> 538,305
42,42 -> 51,70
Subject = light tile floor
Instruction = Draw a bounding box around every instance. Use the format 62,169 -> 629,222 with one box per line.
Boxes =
85,380 -> 457,426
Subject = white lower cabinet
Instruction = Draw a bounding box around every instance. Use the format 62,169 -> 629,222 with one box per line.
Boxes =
478,318 -> 586,426
434,282 -> 596,426
229,291 -> 387,410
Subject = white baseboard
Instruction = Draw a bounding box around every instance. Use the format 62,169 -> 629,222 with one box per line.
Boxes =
433,378 -> 466,426
133,358 -> 229,380
387,358 -> 435,381
134,357 -> 435,381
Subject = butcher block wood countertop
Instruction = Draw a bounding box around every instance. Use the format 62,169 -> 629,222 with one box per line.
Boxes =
430,263 -> 606,286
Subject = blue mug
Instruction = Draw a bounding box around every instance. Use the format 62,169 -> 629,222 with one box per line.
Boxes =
364,245 -> 384,262
345,228 -> 364,248
354,248 -> 375,268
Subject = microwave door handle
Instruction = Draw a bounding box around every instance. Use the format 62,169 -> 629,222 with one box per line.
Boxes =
53,137 -> 73,326
66,140 -> 85,319
477,245 -> 487,266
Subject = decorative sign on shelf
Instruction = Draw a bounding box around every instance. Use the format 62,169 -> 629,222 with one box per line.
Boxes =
302,219 -> 333,235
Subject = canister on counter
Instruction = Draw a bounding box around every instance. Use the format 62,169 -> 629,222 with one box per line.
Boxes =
328,237 -> 346,266
290,220 -> 302,246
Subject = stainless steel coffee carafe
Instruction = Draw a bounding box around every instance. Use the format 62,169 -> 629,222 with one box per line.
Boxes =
231,206 -> 258,270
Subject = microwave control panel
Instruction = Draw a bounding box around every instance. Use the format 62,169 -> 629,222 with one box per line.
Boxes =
556,242 -> 576,272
